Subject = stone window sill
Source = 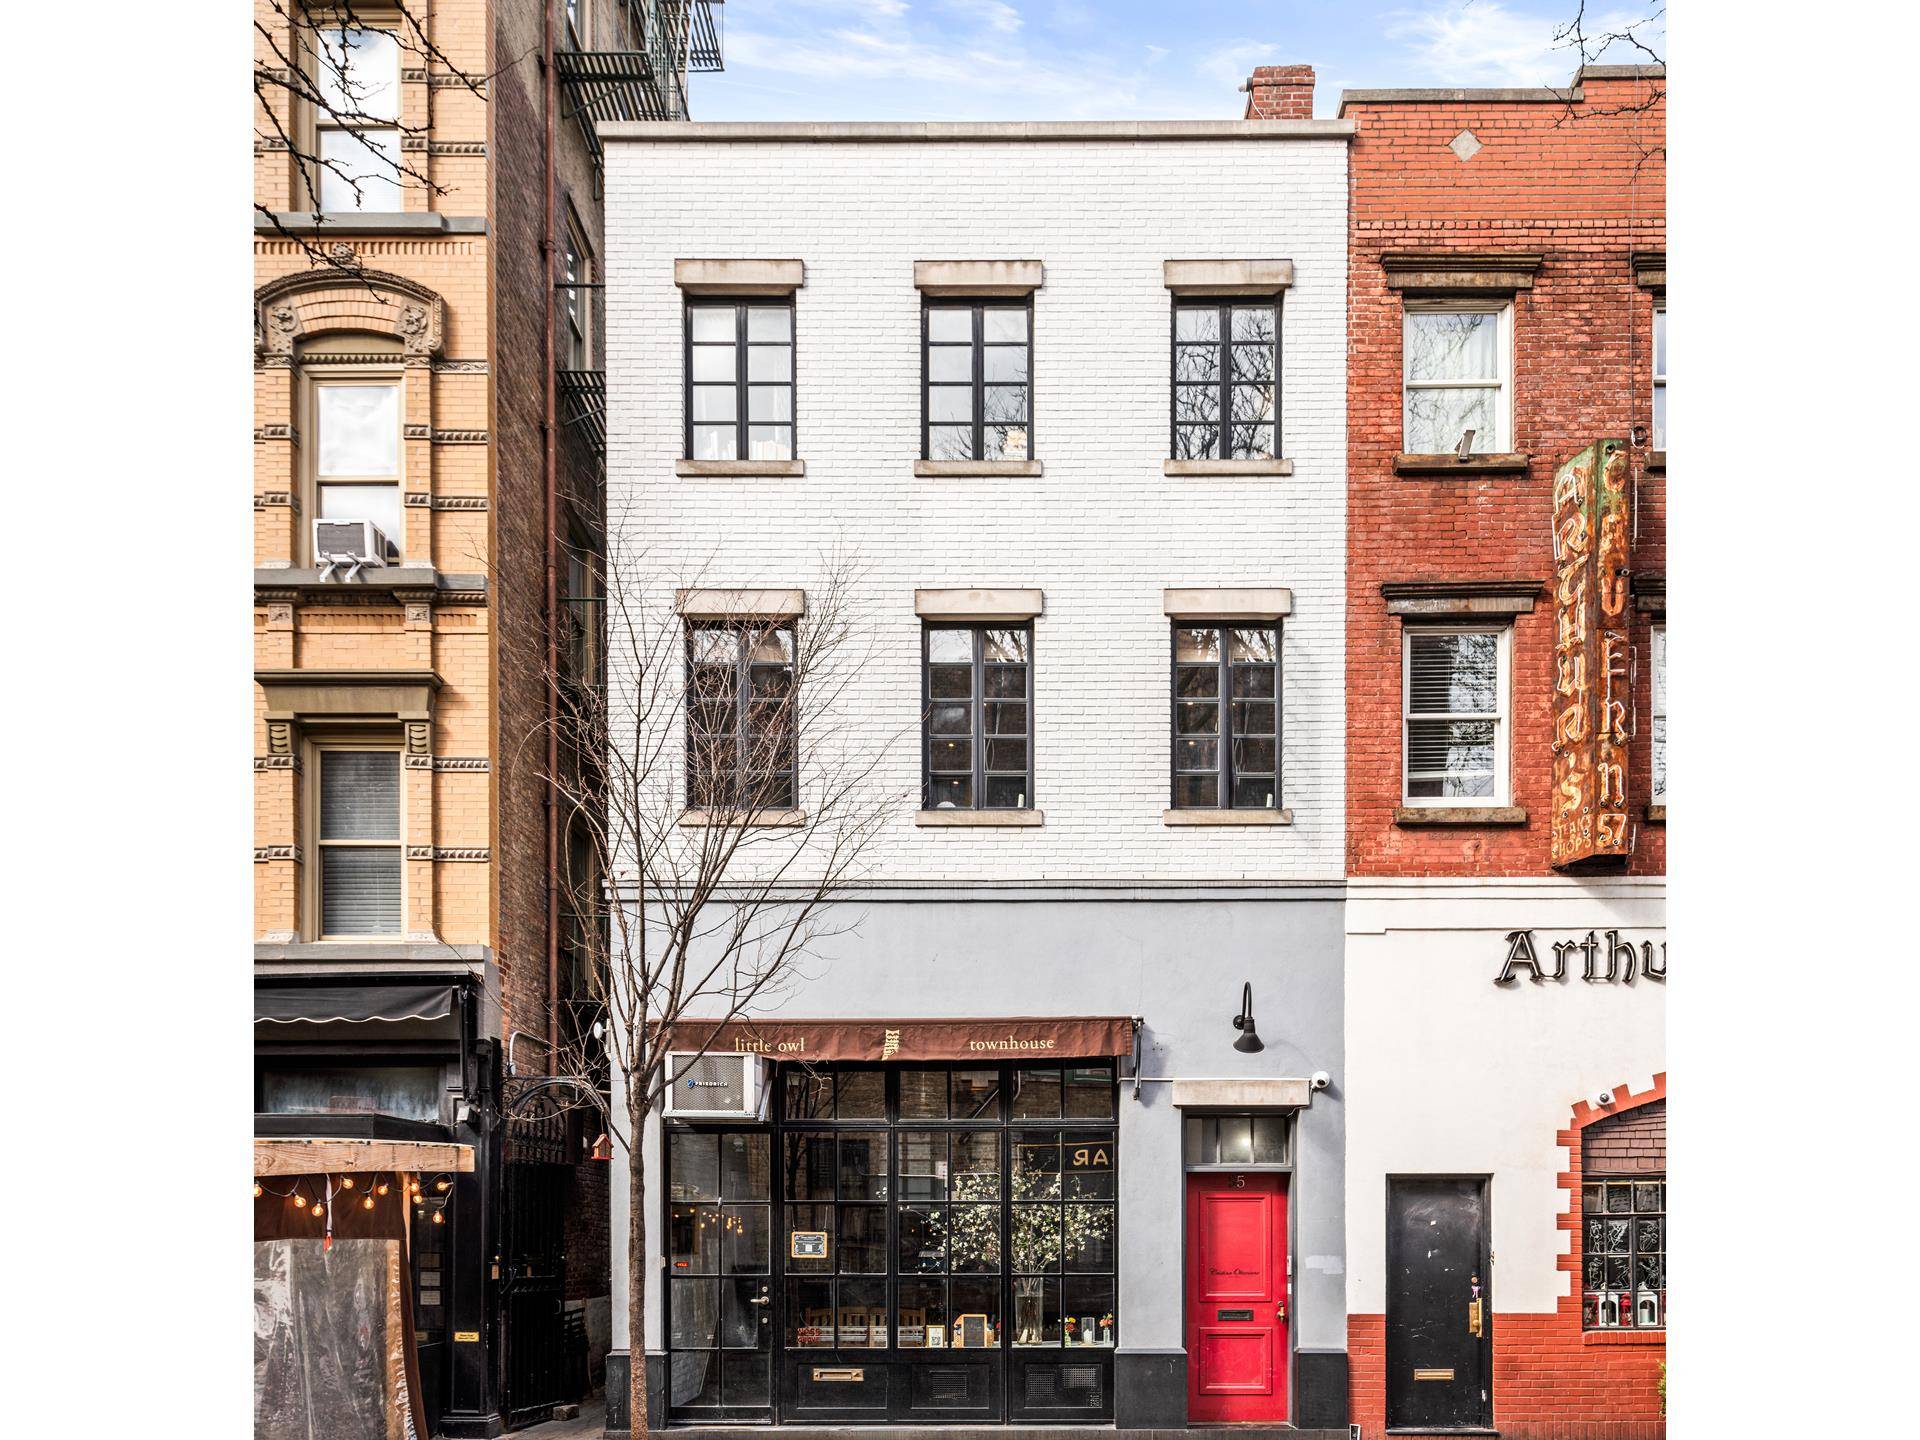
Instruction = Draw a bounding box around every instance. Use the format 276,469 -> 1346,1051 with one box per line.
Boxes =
255,211 -> 488,236
1646,803 -> 1666,823
1583,1328 -> 1666,1347
1163,458 -> 1293,478
1394,452 -> 1530,476
1394,805 -> 1528,827
1162,808 -> 1293,826
676,459 -> 806,478
677,809 -> 806,829
913,460 -> 1043,478
1646,450 -> 1666,472
915,809 -> 1044,827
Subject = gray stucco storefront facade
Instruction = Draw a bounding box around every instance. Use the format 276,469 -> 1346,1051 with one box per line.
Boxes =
609,887 -> 1348,1432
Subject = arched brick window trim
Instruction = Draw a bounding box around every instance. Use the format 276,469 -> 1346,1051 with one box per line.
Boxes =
255,269 -> 445,360
1555,1072 -> 1667,1345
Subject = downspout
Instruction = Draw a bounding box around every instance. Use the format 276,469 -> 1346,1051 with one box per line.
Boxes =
543,0 -> 562,1065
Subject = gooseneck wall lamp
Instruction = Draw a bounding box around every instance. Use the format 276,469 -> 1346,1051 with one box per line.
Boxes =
1231,982 -> 1264,1054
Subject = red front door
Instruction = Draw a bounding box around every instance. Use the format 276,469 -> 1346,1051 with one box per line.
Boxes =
1185,1171 -> 1290,1424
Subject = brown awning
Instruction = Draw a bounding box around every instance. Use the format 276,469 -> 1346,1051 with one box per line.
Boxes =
658,1016 -> 1136,1064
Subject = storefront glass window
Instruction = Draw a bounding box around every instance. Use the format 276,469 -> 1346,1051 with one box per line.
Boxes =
1582,1177 -> 1665,1329
258,1065 -> 443,1124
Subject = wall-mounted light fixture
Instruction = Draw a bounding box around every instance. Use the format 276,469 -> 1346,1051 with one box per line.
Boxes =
1231,982 -> 1264,1054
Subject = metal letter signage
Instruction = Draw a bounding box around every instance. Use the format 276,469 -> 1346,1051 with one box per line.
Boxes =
1550,440 -> 1635,867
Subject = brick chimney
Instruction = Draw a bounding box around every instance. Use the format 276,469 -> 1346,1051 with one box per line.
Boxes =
1243,65 -> 1316,120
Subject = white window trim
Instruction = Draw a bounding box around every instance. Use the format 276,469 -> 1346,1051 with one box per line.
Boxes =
1400,623 -> 1511,806
308,739 -> 407,942
1402,299 -> 1513,453
303,364 -> 406,565
308,23 -> 404,215
1650,624 -> 1667,802
1651,305 -> 1667,451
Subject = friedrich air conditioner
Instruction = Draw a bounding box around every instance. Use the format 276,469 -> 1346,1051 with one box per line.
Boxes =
664,1052 -> 767,1121
312,519 -> 392,576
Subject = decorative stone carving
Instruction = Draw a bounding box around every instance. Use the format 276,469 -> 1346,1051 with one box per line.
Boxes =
400,305 -> 432,355
254,755 -> 295,771
406,845 -> 435,861
405,603 -> 432,627
255,845 -> 301,863
326,241 -> 360,268
266,604 -> 294,627
255,269 -> 445,357
434,847 -> 491,862
266,720 -> 293,757
404,753 -> 434,770
431,495 -> 488,510
434,757 -> 491,771
405,491 -> 431,507
405,720 -> 431,755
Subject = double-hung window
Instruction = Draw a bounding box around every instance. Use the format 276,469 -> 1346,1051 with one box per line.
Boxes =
313,25 -> 402,214
1650,625 -> 1667,802
562,222 -> 593,371
1402,627 -> 1509,804
316,748 -> 403,937
1403,305 -> 1510,454
686,300 -> 795,461
923,301 -> 1032,461
1171,624 -> 1280,809
1171,301 -> 1278,460
313,376 -> 403,560
1651,306 -> 1667,450
923,625 -> 1033,810
686,623 -> 797,810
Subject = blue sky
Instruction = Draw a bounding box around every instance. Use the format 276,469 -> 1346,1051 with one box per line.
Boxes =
688,1 -> 1665,121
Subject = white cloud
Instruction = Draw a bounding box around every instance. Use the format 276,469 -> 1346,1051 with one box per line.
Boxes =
1386,1 -> 1660,88
1197,36 -> 1290,92
943,0 -> 1024,34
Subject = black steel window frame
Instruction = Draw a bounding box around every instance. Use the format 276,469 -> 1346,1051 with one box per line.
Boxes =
664,1063 -> 1121,1423
920,297 -> 1034,462
1581,1174 -> 1665,1331
1169,296 -> 1282,461
684,297 -> 796,462
921,622 -> 1035,811
683,621 -> 798,811
1168,621 -> 1282,810
663,1130 -> 777,1419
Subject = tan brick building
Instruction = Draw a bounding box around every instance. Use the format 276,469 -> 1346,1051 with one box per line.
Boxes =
251,3 -> 722,1434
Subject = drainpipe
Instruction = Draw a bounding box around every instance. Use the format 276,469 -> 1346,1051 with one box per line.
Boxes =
543,0 -> 562,1067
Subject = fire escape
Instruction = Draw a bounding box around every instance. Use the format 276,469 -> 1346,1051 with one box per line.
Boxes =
555,1 -> 722,459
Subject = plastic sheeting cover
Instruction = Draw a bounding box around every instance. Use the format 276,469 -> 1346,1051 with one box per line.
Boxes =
254,1238 -> 420,1440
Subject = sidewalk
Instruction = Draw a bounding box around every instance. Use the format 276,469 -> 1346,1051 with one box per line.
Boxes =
505,1398 -> 606,1439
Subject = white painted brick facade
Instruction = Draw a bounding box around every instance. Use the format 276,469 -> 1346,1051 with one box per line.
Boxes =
603,132 -> 1348,883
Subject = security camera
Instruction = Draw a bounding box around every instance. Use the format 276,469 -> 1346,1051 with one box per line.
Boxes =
1594,1090 -> 1617,1108
1310,1070 -> 1332,1092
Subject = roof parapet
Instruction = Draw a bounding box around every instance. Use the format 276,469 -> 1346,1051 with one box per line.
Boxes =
600,118 -> 1356,144
1338,64 -> 1661,117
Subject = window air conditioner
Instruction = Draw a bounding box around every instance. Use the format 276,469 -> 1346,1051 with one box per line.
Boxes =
664,1052 -> 767,1121
313,519 -> 392,571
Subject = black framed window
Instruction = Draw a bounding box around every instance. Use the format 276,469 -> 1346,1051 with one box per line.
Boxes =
1581,1176 -> 1665,1330
686,622 -> 796,810
923,300 -> 1031,461
687,300 -> 795,461
669,1131 -> 775,1412
923,624 -> 1033,810
1171,623 -> 1280,809
1171,300 -> 1278,460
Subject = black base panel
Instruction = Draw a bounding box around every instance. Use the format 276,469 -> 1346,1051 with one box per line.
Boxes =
1114,1349 -> 1186,1430
603,1351 -> 669,1433
1295,1348 -> 1351,1429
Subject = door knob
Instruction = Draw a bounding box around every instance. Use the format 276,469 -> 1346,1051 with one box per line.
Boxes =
1276,1301 -> 1287,1321
748,1295 -> 771,1305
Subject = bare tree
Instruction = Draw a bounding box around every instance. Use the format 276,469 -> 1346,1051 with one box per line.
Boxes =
1551,1 -> 1666,162
527,522 -> 905,1435
254,0 -> 500,275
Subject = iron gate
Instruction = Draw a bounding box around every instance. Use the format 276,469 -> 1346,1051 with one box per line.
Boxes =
501,1082 -> 585,1428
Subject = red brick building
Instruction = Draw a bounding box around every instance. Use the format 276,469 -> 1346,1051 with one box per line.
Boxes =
1325,63 -> 1668,1440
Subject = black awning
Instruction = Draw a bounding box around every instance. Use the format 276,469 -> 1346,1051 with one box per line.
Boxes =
254,983 -> 456,1026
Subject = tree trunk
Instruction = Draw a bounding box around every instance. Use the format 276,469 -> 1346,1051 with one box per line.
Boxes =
628,1109 -> 650,1438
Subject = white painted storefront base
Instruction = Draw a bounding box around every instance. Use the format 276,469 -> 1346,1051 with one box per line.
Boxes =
1345,877 -> 1665,1316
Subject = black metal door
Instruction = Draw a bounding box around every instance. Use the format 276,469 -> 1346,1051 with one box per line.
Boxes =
501,1162 -> 575,1429
1386,1177 -> 1491,1431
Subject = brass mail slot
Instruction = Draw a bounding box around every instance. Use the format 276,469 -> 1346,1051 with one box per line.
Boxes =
812,1367 -> 865,1383
1412,1367 -> 1455,1382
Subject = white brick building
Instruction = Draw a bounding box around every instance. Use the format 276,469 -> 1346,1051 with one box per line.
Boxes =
603,119 -> 1355,1432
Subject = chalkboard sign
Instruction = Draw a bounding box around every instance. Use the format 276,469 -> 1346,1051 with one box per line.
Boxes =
955,1313 -> 991,1349
790,1230 -> 828,1260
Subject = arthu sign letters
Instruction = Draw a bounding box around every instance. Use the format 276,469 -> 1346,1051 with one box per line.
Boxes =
1496,929 -> 1666,985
